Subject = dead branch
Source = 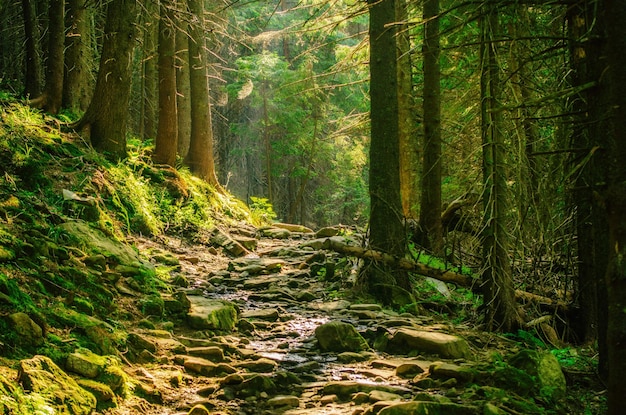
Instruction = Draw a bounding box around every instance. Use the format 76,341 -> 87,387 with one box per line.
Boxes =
515,289 -> 569,312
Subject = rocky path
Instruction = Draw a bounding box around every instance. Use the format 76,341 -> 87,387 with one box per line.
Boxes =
106,225 -> 569,415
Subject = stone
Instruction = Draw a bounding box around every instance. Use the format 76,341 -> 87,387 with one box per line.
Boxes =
240,308 -> 279,321
396,362 -> 425,378
369,390 -> 403,402
187,296 -> 238,331
229,258 -> 286,274
387,328 -> 471,359
18,355 -> 97,415
186,346 -> 225,362
9,312 -> 44,346
66,348 -> 107,378
322,381 -> 411,399
182,356 -> 236,376
235,358 -> 278,373
243,276 -> 280,289
209,227 -> 249,256
260,227 -> 291,239
315,321 -> 369,352
267,395 -> 300,408
128,333 -> 158,353
377,401 -> 479,415
337,351 -> 373,363
76,379 -> 116,403
349,304 -> 383,312
509,349 -> 566,399
316,226 -> 340,237
429,362 -> 475,383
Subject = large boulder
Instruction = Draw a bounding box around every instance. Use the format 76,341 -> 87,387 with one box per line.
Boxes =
509,349 -> 566,399
387,328 -> 471,359
315,321 -> 369,352
9,312 -> 44,347
18,355 -> 97,415
187,296 -> 238,331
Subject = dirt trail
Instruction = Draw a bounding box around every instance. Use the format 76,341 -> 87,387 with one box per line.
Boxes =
109,228 -> 569,415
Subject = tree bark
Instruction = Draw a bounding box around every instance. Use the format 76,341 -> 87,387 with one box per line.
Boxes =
397,0 -> 418,220
362,0 -> 409,302
21,0 -> 43,98
73,0 -> 138,159
479,2 -> 521,332
63,0 -> 92,113
176,13 -> 191,158
419,0 -> 443,255
603,1 -> 626,412
141,0 -> 158,140
153,0 -> 178,166
185,0 -> 220,187
30,0 -> 65,114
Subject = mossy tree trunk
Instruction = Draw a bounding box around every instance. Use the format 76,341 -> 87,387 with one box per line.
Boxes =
153,0 -> 178,166
362,0 -> 410,302
63,0 -> 93,113
185,0 -> 220,187
74,0 -> 138,159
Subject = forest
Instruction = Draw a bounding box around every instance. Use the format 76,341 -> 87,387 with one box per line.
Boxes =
0,0 -> 624,414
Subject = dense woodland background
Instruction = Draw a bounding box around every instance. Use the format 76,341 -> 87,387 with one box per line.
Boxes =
1,0 -> 625,413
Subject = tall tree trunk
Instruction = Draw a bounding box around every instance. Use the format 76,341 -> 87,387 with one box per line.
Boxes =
21,0 -> 43,97
419,0 -> 443,255
63,0 -> 92,113
479,2 -> 521,332
141,1 -> 158,140
176,14 -> 191,158
153,0 -> 178,166
74,0 -> 138,159
362,0 -> 409,302
30,0 -> 65,114
397,0 -> 418,220
185,0 -> 220,187
603,1 -> 626,412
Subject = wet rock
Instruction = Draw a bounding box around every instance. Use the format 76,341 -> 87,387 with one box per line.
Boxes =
349,304 -> 383,312
235,358 -> 278,373
66,348 -> 108,378
387,328 -> 471,359
18,355 -> 97,415
9,312 -> 44,347
508,349 -> 566,399
315,321 -> 369,352
377,401 -> 479,415
240,308 -> 279,321
295,290 -> 318,302
187,296 -> 238,331
267,395 -> 300,408
238,374 -> 277,397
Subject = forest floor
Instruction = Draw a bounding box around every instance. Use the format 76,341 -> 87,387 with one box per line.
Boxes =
98,226 -> 605,415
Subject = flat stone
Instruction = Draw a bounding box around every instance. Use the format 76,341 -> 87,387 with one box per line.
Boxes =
187,296 -> 238,331
229,258 -> 286,274
185,346 -> 225,362
66,348 -> 107,378
235,358 -> 278,373
396,362 -> 425,378
240,308 -> 279,321
429,362 -> 474,382
260,227 -> 292,239
377,401 -> 479,415
349,304 -> 383,312
369,390 -> 403,402
267,395 -> 300,408
322,381 -> 411,399
181,356 -> 236,377
387,328 -> 471,359
243,276 -> 280,289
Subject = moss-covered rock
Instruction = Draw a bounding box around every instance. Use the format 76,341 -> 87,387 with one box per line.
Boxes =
187,296 -> 238,331
377,401 -> 479,415
315,321 -> 369,352
387,328 -> 471,359
18,355 -> 97,415
66,348 -> 108,378
9,312 -> 44,347
509,349 -> 566,400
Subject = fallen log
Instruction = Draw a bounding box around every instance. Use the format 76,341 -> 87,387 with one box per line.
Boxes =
514,289 -> 569,312
321,238 -> 473,287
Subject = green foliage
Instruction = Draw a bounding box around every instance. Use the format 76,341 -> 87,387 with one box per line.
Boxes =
249,197 -> 277,222
504,329 -> 547,349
